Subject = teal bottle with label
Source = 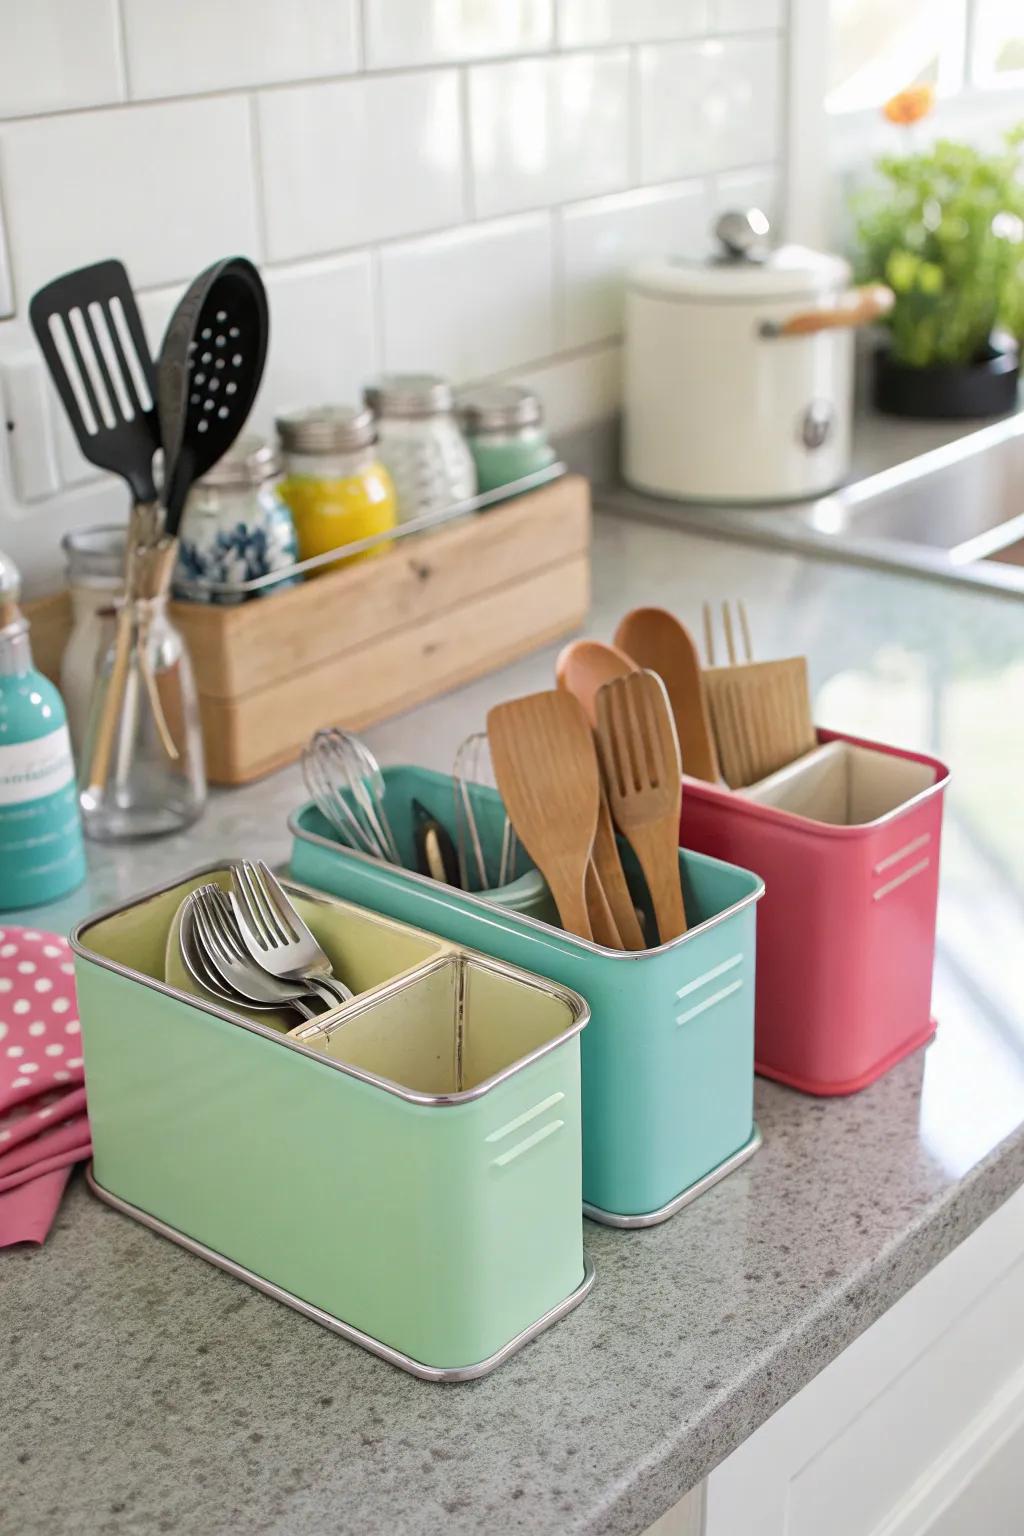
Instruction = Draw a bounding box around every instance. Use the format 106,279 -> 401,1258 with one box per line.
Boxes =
0,549 -> 86,911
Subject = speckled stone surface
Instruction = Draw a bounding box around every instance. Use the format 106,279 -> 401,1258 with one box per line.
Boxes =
4,507 -> 1024,1536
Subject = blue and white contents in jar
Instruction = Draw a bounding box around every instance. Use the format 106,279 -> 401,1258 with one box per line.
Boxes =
174,435 -> 300,604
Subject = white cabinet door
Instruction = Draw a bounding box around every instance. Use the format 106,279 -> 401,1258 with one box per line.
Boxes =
700,1184 -> 1024,1536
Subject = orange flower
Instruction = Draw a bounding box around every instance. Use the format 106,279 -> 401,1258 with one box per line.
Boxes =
882,84 -> 936,126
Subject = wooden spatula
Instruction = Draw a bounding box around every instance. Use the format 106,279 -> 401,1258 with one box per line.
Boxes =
595,671 -> 687,943
487,691 -> 601,942
614,607 -> 720,783
701,600 -> 816,788
556,640 -> 646,949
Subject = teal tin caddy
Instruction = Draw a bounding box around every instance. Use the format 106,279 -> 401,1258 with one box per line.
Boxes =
290,766 -> 765,1227
73,865 -> 593,1381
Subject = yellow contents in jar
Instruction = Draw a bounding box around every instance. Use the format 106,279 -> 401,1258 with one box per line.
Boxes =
279,463 -> 397,573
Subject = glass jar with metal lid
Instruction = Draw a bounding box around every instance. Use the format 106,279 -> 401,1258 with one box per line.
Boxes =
363,374 -> 476,523
174,434 -> 300,604
277,405 -> 397,573
454,384 -> 557,494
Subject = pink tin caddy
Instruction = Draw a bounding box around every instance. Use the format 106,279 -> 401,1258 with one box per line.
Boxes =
681,728 -> 950,1096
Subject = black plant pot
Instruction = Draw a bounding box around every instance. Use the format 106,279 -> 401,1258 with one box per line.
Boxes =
873,336 -> 1020,420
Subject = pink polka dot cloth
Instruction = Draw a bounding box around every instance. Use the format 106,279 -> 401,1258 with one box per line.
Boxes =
0,925 -> 91,1247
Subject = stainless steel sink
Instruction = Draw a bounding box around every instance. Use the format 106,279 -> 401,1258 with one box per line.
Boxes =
600,412 -> 1024,597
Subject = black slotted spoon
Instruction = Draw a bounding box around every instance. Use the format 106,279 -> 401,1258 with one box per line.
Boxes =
158,255 -> 269,537
29,259 -> 160,508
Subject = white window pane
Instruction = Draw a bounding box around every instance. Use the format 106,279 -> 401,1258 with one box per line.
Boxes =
973,0 -> 1024,83
828,0 -> 967,114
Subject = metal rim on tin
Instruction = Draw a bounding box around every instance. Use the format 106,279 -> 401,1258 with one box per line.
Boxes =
70,862 -> 589,1109
288,802 -> 765,961
582,1124 -> 762,1228
86,1163 -> 595,1383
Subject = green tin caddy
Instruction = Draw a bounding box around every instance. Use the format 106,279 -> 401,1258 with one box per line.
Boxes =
72,866 -> 593,1381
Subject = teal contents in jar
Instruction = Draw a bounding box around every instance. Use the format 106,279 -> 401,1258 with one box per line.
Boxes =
455,384 -> 557,495
174,435 -> 300,604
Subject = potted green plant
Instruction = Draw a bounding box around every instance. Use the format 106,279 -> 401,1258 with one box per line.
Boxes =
856,106 -> 1024,419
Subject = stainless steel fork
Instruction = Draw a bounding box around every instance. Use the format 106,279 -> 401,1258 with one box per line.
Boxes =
188,886 -> 324,1019
229,860 -> 354,1005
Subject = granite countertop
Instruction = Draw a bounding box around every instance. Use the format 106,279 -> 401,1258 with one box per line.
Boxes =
4,507 -> 1024,1536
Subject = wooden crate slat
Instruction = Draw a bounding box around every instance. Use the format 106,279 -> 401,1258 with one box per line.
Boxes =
201,553 -> 590,784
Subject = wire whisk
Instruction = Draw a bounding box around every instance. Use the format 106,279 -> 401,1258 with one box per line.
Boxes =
302,728 -> 401,863
453,732 -> 518,892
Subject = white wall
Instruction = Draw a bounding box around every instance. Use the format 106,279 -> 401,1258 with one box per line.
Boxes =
0,0 -> 788,593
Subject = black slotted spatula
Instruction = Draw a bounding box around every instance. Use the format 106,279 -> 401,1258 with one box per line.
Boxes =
157,255 -> 269,537
29,259 -> 160,509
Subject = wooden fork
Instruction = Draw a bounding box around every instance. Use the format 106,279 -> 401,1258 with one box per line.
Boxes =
595,670 -> 687,943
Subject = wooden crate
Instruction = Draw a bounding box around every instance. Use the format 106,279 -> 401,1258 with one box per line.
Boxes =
26,473 -> 591,785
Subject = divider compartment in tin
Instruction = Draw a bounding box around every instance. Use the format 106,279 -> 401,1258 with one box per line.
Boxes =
739,739 -> 940,825
293,952 -> 578,1096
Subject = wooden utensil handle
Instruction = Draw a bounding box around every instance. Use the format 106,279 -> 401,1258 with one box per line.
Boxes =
85,602 -> 134,795
586,861 -> 623,948
627,821 -> 687,943
549,869 -> 594,942
762,283 -> 894,338
592,796 -> 645,949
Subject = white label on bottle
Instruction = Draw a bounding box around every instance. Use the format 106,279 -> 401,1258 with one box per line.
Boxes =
0,727 -> 75,807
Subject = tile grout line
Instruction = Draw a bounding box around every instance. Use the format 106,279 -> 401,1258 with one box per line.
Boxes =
0,29 -> 787,126
112,0 -> 132,102
247,95 -> 270,264
458,66 -> 476,222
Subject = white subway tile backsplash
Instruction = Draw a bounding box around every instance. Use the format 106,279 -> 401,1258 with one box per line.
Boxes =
380,215 -> 554,378
0,97 -> 260,296
557,0 -> 707,46
713,0 -> 785,32
469,52 -> 630,219
504,343 -> 621,434
0,0 -> 789,583
254,254 -> 376,430
0,193 -> 12,317
364,0 -> 553,69
0,0 -> 124,120
638,37 -> 781,183
122,0 -> 359,99
561,180 -> 710,348
0,354 -> 61,501
258,73 -> 464,263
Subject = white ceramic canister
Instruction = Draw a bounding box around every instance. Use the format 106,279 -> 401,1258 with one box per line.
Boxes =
364,374 -> 477,523
623,211 -> 893,504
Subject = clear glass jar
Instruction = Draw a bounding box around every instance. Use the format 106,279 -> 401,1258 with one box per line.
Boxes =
455,384 -> 557,494
276,406 -> 397,573
79,533 -> 206,842
61,525 -> 125,758
364,374 -> 477,523
174,436 -> 300,604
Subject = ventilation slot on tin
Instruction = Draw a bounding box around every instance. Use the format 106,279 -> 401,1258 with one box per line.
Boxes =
675,953 -> 743,1026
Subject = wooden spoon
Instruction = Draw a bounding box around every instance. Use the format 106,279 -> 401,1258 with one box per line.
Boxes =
487,691 -> 601,942
556,639 -> 638,726
595,671 -> 687,943
614,607 -> 720,783
556,640 -> 646,949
